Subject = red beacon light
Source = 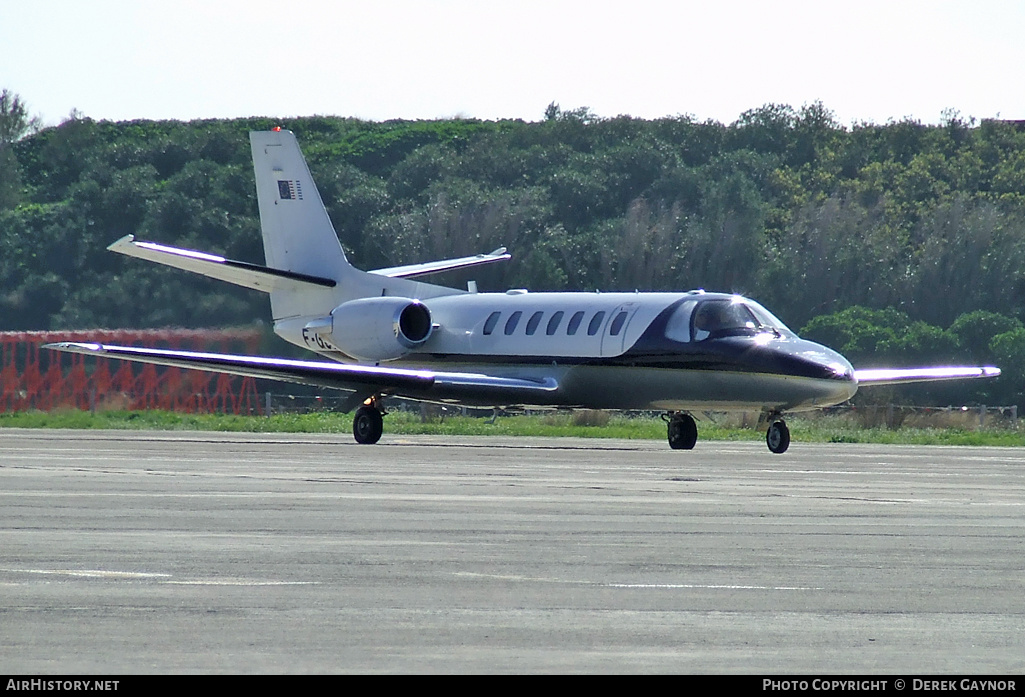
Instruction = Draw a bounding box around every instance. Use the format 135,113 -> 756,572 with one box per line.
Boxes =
272,126 -> 282,132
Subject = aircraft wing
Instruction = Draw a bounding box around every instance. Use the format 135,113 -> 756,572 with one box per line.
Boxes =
855,366 -> 1001,386
369,247 -> 510,279
42,342 -> 559,405
107,235 -> 336,293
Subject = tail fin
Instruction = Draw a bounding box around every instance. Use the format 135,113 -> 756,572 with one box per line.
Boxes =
250,129 -> 354,320
250,129 -> 468,323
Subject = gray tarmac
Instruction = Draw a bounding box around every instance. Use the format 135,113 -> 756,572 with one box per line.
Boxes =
0,428 -> 1023,674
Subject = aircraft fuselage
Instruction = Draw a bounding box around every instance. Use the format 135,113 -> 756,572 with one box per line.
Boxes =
277,290 -> 858,412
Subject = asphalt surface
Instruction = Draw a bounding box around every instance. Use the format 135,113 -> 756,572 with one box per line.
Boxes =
1,429 -> 1023,674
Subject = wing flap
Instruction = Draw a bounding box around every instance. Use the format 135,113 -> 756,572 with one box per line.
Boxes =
855,366 -> 1001,386
42,343 -> 559,405
108,235 -> 336,293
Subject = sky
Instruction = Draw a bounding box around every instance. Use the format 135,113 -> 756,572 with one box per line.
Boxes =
4,0 -> 1025,129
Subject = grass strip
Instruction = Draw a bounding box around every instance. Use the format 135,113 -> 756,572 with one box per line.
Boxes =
2,409 -> 1023,446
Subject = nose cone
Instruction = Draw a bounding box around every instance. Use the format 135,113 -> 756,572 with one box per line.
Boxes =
729,335 -> 858,410
796,340 -> 856,381
788,339 -> 859,405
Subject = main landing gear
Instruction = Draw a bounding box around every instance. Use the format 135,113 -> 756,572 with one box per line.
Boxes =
353,397 -> 385,444
663,411 -> 791,454
663,412 -> 697,450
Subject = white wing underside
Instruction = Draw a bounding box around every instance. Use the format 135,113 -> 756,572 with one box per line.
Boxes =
855,366 -> 1001,386
43,342 -> 559,407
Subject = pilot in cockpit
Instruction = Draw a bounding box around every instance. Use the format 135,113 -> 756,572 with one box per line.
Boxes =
693,301 -> 724,339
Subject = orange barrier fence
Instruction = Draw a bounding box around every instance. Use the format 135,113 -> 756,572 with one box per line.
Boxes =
0,328 -> 264,414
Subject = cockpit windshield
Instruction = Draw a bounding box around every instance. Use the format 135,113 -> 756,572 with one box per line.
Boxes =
742,299 -> 792,334
665,297 -> 792,342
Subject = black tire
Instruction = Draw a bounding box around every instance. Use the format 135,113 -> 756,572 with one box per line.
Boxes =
766,419 -> 790,454
668,413 -> 698,450
353,406 -> 384,445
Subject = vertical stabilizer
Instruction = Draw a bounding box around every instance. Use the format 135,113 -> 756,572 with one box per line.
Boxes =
250,129 -> 352,319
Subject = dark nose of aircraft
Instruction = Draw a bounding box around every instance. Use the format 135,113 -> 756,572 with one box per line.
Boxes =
793,339 -> 856,382
771,339 -> 859,407
816,342 -> 855,379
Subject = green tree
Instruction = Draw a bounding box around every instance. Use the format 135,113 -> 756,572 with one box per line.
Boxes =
0,89 -> 41,145
876,321 -> 959,364
800,306 -> 910,363
990,328 -> 1025,408
948,311 -> 1023,364
0,89 -> 42,209
0,144 -> 20,209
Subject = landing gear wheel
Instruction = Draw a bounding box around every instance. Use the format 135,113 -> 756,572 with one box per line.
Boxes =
353,405 -> 384,444
667,413 -> 698,450
766,419 -> 790,454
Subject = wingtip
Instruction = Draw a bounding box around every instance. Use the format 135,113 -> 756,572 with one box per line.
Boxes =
42,341 -> 104,353
855,365 -> 1003,386
106,234 -> 135,251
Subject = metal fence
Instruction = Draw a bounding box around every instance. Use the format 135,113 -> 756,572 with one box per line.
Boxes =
1,329 -> 263,414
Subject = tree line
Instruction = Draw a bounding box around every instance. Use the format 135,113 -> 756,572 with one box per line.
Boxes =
1,94 -> 1023,405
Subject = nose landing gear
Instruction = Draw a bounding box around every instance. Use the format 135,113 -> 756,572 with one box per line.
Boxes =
765,417 -> 790,454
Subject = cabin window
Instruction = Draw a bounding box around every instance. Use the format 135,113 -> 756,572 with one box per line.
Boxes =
525,311 -> 544,336
546,311 -> 564,336
504,311 -> 522,335
664,300 -> 696,343
609,311 -> 628,336
587,311 -> 606,336
483,311 -> 501,336
567,311 -> 585,335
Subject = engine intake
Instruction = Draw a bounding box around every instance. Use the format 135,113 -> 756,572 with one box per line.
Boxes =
325,297 -> 433,361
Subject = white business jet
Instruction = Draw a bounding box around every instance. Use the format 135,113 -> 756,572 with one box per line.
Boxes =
45,129 -> 1000,453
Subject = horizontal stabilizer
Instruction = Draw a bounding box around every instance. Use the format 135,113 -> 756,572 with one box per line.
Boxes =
108,235 -> 336,293
370,247 -> 511,279
855,366 -> 1001,386
43,343 -> 559,405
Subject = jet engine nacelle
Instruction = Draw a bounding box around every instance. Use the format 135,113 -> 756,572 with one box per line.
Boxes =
325,297 -> 433,361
